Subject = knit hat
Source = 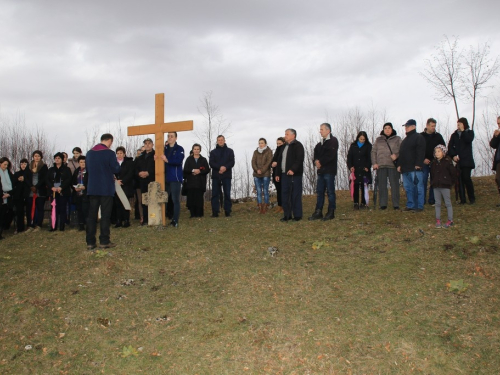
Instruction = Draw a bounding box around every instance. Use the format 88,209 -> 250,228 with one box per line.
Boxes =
434,144 -> 447,155
383,122 -> 393,130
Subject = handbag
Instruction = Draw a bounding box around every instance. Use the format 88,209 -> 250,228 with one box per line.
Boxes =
385,139 -> 398,166
181,179 -> 188,196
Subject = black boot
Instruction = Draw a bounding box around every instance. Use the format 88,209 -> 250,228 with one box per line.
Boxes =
78,224 -> 85,231
115,221 -> 123,228
322,209 -> 335,221
308,209 -> 323,221
123,220 -> 130,228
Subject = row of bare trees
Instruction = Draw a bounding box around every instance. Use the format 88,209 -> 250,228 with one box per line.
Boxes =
0,112 -> 55,168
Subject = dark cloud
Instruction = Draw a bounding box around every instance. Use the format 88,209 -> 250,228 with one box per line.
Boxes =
1,0 -> 500,158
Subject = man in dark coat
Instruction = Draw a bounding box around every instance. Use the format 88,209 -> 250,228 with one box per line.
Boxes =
209,135 -> 235,217
397,119 -> 426,212
86,133 -> 120,250
275,128 -> 305,221
135,138 -> 156,224
490,116 -> 500,207
308,123 -> 339,221
421,118 -> 445,205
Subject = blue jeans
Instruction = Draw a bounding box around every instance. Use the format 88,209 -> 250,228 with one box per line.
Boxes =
402,171 -> 424,210
211,178 -> 232,214
254,177 -> 270,204
422,164 -> 435,204
316,173 -> 336,211
165,181 -> 182,222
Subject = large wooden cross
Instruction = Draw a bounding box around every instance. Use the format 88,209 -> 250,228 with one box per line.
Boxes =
128,93 -> 193,226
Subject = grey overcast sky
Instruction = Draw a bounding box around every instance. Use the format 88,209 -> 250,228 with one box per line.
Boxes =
1,0 -> 500,159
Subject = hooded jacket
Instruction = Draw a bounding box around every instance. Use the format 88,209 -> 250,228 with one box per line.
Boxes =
86,143 -> 121,196
251,147 -> 273,178
371,129 -> 402,169
430,156 -> 456,189
164,142 -> 185,183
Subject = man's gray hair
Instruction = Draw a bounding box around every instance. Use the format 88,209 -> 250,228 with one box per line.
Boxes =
320,123 -> 332,132
285,128 -> 297,137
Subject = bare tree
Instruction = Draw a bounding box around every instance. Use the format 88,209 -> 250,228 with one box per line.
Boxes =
0,112 -> 55,170
194,91 -> 231,192
421,35 -> 463,121
421,36 -> 500,130
463,42 -> 500,129
302,128 -> 319,195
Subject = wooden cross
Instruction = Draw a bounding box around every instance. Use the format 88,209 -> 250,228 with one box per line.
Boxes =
128,93 -> 193,226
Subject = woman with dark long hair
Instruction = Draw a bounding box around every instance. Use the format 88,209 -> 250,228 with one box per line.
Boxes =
447,117 -> 475,204
347,131 -> 373,209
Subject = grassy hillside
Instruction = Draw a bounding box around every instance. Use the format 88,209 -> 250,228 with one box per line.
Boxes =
1,176 -> 499,374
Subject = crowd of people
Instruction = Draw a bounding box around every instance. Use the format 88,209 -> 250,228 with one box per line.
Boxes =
1,116 -> 500,244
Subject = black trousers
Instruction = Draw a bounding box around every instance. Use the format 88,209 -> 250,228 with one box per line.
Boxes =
458,167 -> 475,203
188,188 -> 205,217
114,194 -> 130,223
273,177 -> 282,206
14,198 -> 28,232
86,196 -> 113,246
75,195 -> 89,226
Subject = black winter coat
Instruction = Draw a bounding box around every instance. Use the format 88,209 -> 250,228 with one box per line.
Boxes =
209,144 -> 235,180
448,129 -> 475,169
31,163 -> 48,197
272,145 -> 284,181
347,142 -> 372,183
430,156 -> 456,189
116,157 -> 135,197
183,155 -> 210,191
46,165 -> 73,196
13,168 -> 33,200
489,134 -> 500,171
398,129 -> 426,173
276,140 -> 305,176
313,135 -> 339,176
135,150 -> 156,188
421,130 -> 446,161
72,167 -> 88,200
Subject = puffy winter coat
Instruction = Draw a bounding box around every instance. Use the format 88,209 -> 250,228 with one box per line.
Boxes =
251,147 -> 273,178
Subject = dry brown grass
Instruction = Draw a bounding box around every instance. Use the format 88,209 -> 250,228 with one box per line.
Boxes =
0,176 -> 499,374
